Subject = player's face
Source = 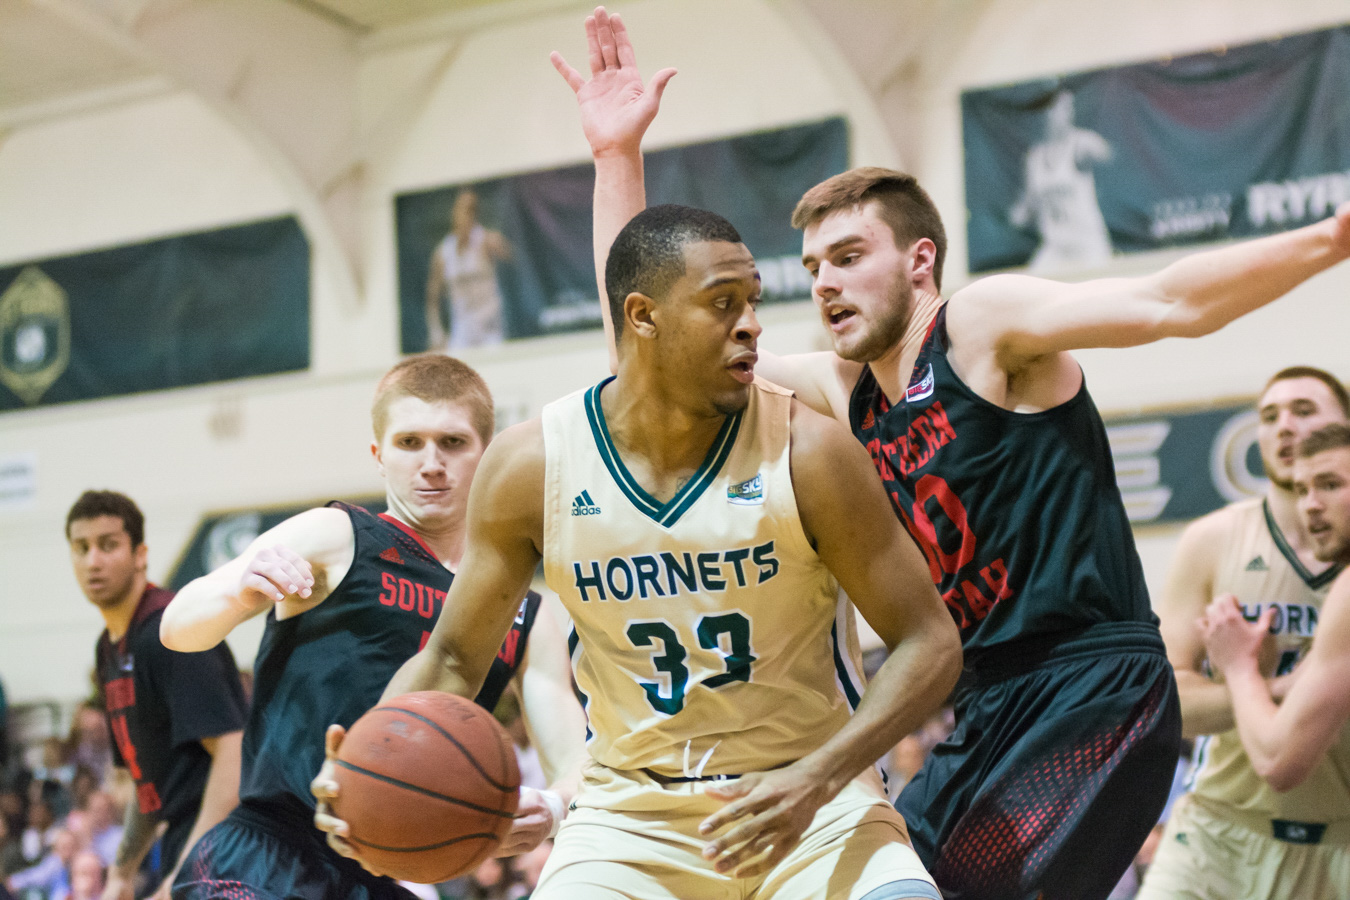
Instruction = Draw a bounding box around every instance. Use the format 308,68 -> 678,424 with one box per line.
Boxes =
653,240 -> 762,416
1258,377 -> 1347,490
67,516 -> 145,609
374,396 -> 486,529
1294,447 -> 1350,563
801,202 -> 914,363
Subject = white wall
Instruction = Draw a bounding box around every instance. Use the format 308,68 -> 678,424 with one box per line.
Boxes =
2,0 -> 1348,701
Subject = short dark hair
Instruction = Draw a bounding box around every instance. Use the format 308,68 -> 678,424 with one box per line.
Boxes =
65,491 -> 144,547
791,167 -> 948,291
605,205 -> 744,341
1264,366 -> 1350,418
1299,423 -> 1350,459
372,354 -> 494,444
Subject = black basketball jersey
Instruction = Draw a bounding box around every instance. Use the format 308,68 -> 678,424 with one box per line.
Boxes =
848,305 -> 1153,667
96,586 -> 247,870
238,502 -> 540,826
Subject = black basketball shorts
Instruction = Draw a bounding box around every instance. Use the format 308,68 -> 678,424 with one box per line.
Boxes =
897,622 -> 1182,900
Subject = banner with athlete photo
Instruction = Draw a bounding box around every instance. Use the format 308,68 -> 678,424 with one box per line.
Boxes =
1104,401 -> 1265,526
0,217 -> 310,411
962,24 -> 1350,273
396,117 -> 848,353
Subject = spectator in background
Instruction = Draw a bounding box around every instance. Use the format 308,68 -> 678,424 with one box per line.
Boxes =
19,792 -> 56,867
6,826 -> 79,899
66,491 -> 247,900
67,769 -> 99,816
0,814 -> 24,879
56,850 -> 105,900
65,705 -> 112,784
81,793 -> 120,869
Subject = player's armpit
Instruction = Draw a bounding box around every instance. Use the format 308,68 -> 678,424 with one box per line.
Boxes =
381,421 -> 547,703
161,506 -> 353,652
754,350 -> 862,425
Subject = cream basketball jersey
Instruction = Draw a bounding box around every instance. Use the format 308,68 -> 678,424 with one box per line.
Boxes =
1193,498 -> 1350,823
542,377 -> 866,776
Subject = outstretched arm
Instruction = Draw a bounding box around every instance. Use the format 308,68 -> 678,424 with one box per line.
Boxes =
951,202 -> 1350,368
1202,580 -> 1350,791
161,507 -> 351,652
552,7 -> 675,373
699,401 -> 961,877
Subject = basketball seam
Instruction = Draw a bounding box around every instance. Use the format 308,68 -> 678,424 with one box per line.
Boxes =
369,706 -> 517,792
346,832 -> 499,853
334,759 -> 515,818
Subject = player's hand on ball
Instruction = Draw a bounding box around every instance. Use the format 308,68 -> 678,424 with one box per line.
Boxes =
239,545 -> 315,607
494,787 -> 563,857
698,766 -> 830,877
311,724 -> 386,877
1199,593 -> 1272,675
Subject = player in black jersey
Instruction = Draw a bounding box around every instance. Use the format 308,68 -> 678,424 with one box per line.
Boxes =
66,490 -> 247,900
160,355 -> 586,900
561,9 -> 1350,899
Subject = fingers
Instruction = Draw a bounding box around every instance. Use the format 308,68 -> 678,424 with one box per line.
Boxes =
611,12 -> 637,69
1258,604 -> 1278,632
325,723 -> 346,759
647,67 -> 678,105
244,546 -> 314,601
594,8 -> 620,70
699,779 -> 770,836
550,51 -> 585,93
585,14 -> 603,76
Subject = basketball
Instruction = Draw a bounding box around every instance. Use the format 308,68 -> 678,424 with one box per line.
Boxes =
332,691 -> 521,883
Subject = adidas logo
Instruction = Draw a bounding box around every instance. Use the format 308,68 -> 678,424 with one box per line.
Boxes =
1246,556 -> 1268,572
379,546 -> 405,565
571,490 -> 601,517
862,409 -> 875,430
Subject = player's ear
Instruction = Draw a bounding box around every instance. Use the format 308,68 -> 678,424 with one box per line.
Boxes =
908,238 -> 937,287
625,292 -> 658,340
132,542 -> 148,574
370,441 -> 385,474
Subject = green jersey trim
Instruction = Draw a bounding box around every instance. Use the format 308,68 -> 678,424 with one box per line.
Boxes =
584,377 -> 743,529
1263,498 -> 1343,590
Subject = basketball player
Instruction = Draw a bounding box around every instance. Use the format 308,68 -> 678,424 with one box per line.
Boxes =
556,9 -> 1350,898
425,190 -> 510,351
159,355 -> 586,900
320,203 -> 962,899
1140,369 -> 1350,900
1194,422 -> 1350,892
65,490 -> 247,900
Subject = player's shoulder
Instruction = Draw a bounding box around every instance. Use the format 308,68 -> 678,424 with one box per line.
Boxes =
1187,497 -> 1262,539
479,419 -> 546,493
787,396 -> 862,464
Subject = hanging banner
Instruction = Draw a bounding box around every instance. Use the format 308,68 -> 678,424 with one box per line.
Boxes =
1104,401 -> 1265,526
396,118 -> 848,353
962,25 -> 1350,273
0,216 -> 310,411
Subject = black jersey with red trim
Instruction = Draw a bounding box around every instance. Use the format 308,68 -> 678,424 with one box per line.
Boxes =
848,305 -> 1154,667
96,586 -> 247,867
238,502 -> 540,827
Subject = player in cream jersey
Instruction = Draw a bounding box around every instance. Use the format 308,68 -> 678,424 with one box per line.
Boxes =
1143,367 -> 1350,900
543,376 -> 860,776
374,204 -> 960,900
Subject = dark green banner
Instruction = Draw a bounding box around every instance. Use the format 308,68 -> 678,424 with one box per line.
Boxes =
167,496 -> 386,590
397,118 -> 848,353
963,25 -> 1350,273
0,217 -> 310,410
1105,401 -> 1264,526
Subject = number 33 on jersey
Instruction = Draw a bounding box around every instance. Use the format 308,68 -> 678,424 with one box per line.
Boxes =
542,378 -> 867,777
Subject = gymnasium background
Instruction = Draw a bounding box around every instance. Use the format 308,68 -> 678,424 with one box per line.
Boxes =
2,0 -> 1348,714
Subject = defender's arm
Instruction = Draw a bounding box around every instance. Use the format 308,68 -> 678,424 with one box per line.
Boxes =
951,204 -> 1350,368
160,507 -> 352,652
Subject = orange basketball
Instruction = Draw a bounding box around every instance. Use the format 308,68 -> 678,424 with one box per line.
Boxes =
332,691 -> 520,883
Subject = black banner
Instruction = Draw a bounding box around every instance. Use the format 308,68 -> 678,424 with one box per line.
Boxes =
0,217 -> 310,410
963,25 -> 1350,273
397,118 -> 848,353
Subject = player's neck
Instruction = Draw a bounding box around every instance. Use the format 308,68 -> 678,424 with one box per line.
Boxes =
868,288 -> 944,403
601,373 -> 728,482
385,504 -> 466,570
1265,484 -> 1332,573
100,575 -> 148,643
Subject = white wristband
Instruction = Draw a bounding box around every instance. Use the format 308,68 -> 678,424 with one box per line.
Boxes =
540,789 -> 566,839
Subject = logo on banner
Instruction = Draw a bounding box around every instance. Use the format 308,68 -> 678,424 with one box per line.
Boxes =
205,512 -> 263,573
0,267 -> 70,405
906,365 -> 935,403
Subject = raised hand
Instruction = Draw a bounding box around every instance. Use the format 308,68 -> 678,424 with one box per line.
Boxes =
237,545 -> 314,606
550,6 -> 676,158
